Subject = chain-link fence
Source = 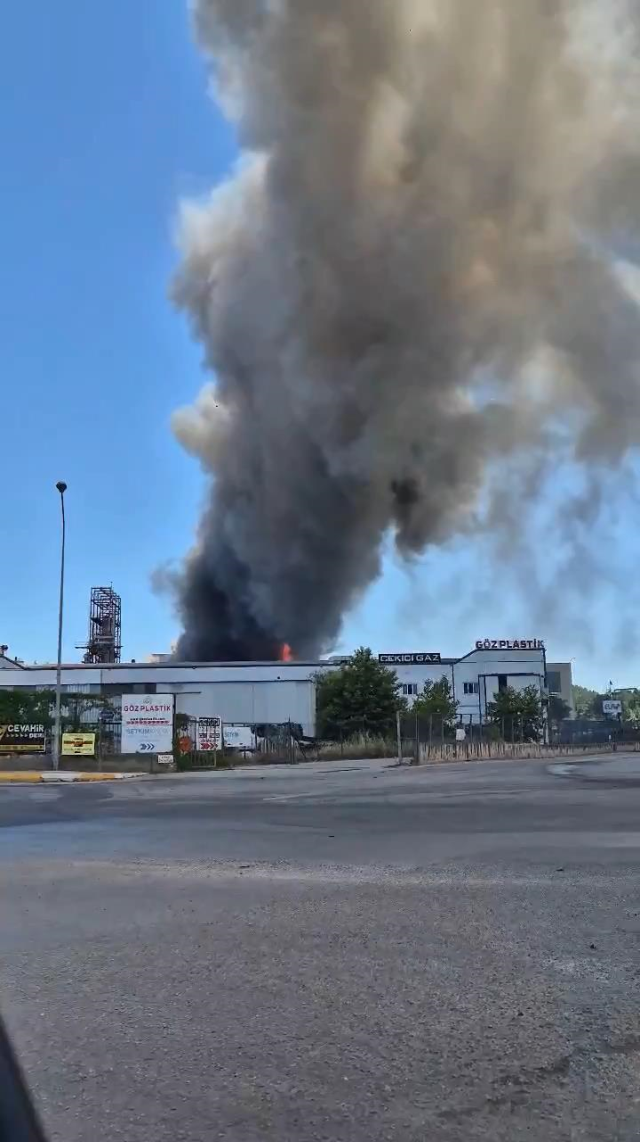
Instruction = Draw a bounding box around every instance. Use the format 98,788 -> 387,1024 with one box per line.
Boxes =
25,713 -> 640,771
399,713 -> 640,763
31,718 -> 313,770
174,719 -> 305,768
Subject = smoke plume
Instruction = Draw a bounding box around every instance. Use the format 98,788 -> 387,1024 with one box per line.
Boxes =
171,0 -> 640,661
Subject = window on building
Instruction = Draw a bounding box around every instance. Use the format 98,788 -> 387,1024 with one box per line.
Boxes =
498,675 -> 508,692
546,671 -> 562,694
402,683 -> 419,697
101,682 -> 157,697
463,682 -> 479,695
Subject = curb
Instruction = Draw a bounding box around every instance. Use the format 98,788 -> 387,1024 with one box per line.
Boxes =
0,772 -> 146,784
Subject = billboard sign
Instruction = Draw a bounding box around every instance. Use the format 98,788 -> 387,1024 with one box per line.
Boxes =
121,696 -> 174,755
475,639 -> 545,651
61,732 -> 96,757
379,653 -> 442,665
0,724 -> 46,754
197,717 -> 222,753
223,724 -> 254,751
602,699 -> 623,717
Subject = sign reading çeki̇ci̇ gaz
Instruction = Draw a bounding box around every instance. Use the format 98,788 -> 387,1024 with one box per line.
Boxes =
379,653 -> 442,665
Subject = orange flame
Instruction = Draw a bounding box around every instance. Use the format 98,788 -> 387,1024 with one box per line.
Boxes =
280,643 -> 293,662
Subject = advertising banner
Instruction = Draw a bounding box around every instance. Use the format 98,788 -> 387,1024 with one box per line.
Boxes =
0,725 -> 46,754
61,732 -> 96,757
121,696 -> 174,755
223,725 -> 254,752
196,717 -> 222,752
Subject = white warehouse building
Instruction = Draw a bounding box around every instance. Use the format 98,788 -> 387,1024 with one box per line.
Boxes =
380,641 -> 572,721
0,640 -> 572,734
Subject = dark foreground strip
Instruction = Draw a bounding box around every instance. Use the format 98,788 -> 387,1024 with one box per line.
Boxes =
0,1015 -> 47,1142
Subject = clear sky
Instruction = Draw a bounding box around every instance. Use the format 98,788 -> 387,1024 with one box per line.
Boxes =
0,2 -> 635,691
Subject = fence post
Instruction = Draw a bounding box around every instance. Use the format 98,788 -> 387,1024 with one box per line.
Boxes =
415,710 -> 419,765
396,709 -> 402,766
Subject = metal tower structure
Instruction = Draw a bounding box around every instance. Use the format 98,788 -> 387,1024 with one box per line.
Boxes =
81,587 -> 122,664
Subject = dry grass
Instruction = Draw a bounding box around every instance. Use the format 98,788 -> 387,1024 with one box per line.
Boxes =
418,741 -> 638,764
310,736 -> 397,761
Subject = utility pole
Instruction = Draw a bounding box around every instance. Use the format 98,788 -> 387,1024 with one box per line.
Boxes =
52,482 -> 67,771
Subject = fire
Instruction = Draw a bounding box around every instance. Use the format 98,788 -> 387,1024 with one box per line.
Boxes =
280,643 -> 293,662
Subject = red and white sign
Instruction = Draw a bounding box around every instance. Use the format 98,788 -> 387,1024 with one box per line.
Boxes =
197,717 -> 222,753
121,695 -> 174,754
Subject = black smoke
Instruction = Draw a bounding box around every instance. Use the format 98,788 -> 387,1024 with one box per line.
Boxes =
170,0 -> 640,661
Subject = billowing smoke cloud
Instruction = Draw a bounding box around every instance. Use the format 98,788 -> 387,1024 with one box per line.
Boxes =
171,0 -> 640,662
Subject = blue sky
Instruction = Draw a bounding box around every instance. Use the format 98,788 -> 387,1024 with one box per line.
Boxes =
0,2 -> 633,690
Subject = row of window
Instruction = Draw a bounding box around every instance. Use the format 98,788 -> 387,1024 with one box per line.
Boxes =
406,678 -> 561,697
403,681 -> 481,698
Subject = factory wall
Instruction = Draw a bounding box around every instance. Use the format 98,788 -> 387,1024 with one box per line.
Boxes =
0,645 -> 572,736
0,662 -> 320,736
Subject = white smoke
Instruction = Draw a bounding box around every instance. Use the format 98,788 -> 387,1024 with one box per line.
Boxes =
170,0 -> 640,661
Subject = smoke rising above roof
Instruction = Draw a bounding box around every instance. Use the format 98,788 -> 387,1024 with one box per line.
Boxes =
170,0 -> 640,661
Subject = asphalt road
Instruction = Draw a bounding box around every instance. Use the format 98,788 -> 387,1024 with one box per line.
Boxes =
2,755 -> 640,1141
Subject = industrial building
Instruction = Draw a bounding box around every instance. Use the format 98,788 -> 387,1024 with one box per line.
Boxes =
382,641 -> 572,720
0,641 -> 572,734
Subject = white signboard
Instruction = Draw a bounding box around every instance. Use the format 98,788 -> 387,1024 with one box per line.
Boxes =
121,695 -> 174,755
223,724 -> 255,751
602,699 -> 622,717
197,717 -> 222,752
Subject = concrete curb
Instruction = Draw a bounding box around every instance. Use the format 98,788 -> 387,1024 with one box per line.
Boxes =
0,772 -> 146,784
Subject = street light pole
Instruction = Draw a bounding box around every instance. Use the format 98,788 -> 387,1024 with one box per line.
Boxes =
52,482 -> 67,771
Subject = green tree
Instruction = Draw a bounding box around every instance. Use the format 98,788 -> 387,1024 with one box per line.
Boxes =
413,676 -> 458,730
316,648 -> 405,739
0,689 -> 114,730
487,685 -> 543,742
622,690 -> 640,724
0,689 -> 55,727
572,684 -> 597,718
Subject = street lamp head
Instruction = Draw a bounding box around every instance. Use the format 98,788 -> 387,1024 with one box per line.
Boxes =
56,481 -> 67,495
